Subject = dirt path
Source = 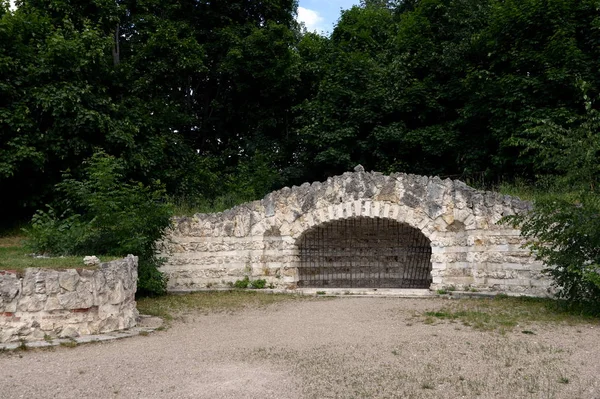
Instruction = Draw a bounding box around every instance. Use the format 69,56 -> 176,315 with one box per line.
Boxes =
1,298 -> 599,399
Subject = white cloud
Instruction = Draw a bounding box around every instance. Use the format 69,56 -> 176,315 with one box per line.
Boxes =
297,6 -> 326,33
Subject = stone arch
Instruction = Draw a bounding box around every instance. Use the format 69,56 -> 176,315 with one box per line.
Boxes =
287,200 -> 438,242
162,169 -> 550,296
296,216 -> 432,288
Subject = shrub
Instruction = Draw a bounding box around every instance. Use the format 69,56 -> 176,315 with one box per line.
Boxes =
27,208 -> 90,256
250,279 -> 266,289
503,194 -> 600,307
503,91 -> 600,309
233,276 -> 250,289
24,152 -> 173,296
233,277 -> 267,289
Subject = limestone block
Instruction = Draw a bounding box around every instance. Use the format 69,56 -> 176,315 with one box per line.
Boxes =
372,202 -> 381,218
42,296 -> 61,311
18,294 -> 46,312
34,270 -> 48,294
375,179 -> 401,203
75,287 -> 94,309
59,270 -> 80,292
444,267 -> 474,277
340,202 -> 351,218
59,325 -> 80,339
443,276 -> 475,286
351,200 -> 362,217
453,208 -> 472,224
21,271 -> 36,296
1,299 -> 17,313
233,214 -> 251,237
453,187 -> 470,210
433,217 -> 449,232
44,273 -> 60,295
93,270 -> 107,295
57,291 -> 81,309
0,274 -> 20,304
39,317 -> 59,332
463,214 -> 476,230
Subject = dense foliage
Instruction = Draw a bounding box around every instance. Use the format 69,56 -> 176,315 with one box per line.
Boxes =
508,194 -> 600,306
2,0 -> 599,299
24,152 -> 173,296
503,98 -> 600,306
2,0 -> 599,218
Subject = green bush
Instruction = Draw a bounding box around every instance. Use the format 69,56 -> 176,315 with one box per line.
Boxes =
24,152 -> 173,296
250,279 -> 267,289
504,194 -> 600,306
233,276 -> 267,289
504,92 -> 600,309
233,276 -> 250,289
27,208 -> 90,256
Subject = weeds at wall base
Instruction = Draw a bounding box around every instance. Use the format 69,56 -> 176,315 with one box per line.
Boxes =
420,296 -> 599,333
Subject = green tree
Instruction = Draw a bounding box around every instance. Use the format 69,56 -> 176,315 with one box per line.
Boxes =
509,194 -> 600,306
463,0 -> 600,179
0,6 -> 118,221
294,4 -> 397,181
1,0 -> 303,224
294,0 -> 489,180
504,94 -> 600,306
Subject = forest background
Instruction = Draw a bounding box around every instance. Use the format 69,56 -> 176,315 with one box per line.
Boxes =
1,0 -> 598,298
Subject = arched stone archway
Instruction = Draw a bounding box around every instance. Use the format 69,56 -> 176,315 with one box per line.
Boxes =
161,168 -> 552,296
297,217 -> 432,288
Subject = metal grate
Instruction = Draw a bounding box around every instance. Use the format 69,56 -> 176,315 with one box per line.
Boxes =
297,217 -> 432,288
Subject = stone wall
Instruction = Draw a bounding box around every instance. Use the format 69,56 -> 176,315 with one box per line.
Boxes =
0,255 -> 138,343
162,168 -> 552,296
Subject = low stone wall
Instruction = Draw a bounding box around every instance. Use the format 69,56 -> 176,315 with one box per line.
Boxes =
0,255 -> 138,343
162,169 -> 553,296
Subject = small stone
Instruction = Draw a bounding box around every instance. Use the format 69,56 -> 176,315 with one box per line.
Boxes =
58,326 -> 80,339
83,256 -> 101,266
59,270 -> 80,292
354,165 -> 365,173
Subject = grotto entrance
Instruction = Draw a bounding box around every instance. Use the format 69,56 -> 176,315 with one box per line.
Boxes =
297,217 -> 432,289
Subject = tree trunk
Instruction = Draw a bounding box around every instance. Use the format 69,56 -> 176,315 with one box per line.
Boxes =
112,24 -> 120,66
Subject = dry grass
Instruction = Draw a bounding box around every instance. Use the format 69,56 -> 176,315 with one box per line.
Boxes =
418,295 -> 597,333
0,235 -> 24,248
1,297 -> 598,398
254,337 -> 585,398
136,291 -> 318,323
239,298 -> 599,399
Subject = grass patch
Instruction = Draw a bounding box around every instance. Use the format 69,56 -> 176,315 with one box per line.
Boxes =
172,192 -> 260,216
0,235 -> 119,271
0,235 -> 24,248
422,296 -> 598,332
495,178 -> 579,203
136,290 -> 315,323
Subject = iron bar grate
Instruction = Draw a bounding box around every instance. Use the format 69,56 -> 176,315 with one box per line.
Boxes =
297,217 -> 432,288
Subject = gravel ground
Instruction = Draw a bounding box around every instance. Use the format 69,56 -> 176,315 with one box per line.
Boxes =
1,297 -> 599,399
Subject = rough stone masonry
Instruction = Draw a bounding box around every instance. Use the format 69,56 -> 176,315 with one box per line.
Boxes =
0,255 -> 138,343
161,167 -> 552,296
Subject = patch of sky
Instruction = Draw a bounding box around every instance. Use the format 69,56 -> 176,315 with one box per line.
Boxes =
297,0 -> 361,35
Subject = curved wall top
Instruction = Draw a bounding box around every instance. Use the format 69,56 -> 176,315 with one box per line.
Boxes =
162,167 -> 550,296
